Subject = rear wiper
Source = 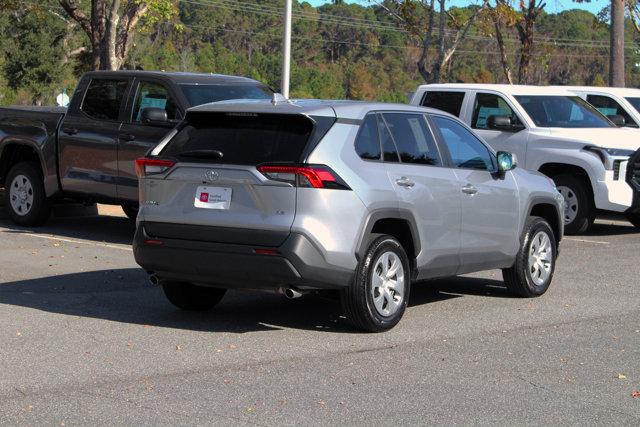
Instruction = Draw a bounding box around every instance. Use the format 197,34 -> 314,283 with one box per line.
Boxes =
179,149 -> 224,159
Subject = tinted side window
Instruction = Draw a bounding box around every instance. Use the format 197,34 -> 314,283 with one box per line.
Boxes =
421,91 -> 465,117
81,79 -> 129,121
378,115 -> 399,162
472,93 -> 521,129
132,81 -> 181,122
382,113 -> 441,166
586,94 -> 636,127
354,114 -> 381,160
432,115 -> 494,171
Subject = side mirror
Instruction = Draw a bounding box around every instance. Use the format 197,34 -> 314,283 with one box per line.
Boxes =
487,115 -> 524,132
607,114 -> 626,127
140,107 -> 168,126
497,151 -> 517,172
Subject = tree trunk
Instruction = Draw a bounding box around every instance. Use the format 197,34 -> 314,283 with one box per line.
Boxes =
417,0 -> 436,82
493,15 -> 513,84
610,0 -> 625,87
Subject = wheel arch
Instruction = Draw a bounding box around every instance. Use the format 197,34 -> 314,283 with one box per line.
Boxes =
0,141 -> 43,187
538,162 -> 595,203
356,210 -> 421,277
528,199 -> 563,246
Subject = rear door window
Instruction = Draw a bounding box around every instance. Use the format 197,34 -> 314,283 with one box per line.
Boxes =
421,91 -> 465,117
81,78 -> 129,121
381,113 -> 442,166
162,113 -> 314,165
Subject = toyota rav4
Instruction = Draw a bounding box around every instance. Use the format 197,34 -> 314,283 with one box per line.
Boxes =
133,99 -> 564,332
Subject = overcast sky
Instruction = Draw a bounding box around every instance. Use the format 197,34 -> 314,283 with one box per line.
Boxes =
304,0 -> 603,15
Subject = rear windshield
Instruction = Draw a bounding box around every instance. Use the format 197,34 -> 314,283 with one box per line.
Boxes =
180,84 -> 273,107
161,113 -> 314,165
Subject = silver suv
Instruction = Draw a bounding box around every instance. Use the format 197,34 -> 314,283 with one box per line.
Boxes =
133,100 -> 564,332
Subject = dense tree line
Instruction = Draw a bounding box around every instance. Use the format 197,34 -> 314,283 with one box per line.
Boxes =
1,1 -> 640,106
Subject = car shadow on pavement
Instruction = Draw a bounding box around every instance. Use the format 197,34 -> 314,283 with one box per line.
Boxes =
0,268 -> 511,333
582,220 -> 638,236
0,214 -> 136,245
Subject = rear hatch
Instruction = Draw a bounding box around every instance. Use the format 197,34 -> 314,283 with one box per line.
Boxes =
140,110 -> 334,247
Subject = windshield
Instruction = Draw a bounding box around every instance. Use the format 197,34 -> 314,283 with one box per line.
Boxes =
180,84 -> 273,107
514,95 -> 614,128
625,97 -> 640,114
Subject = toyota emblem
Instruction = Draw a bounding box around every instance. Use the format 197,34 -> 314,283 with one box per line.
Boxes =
204,170 -> 220,182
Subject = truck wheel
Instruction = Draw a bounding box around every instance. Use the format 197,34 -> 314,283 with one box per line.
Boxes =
627,213 -> 640,228
341,235 -> 411,332
502,216 -> 557,298
121,203 -> 139,220
4,162 -> 51,226
162,281 -> 226,311
553,174 -> 595,234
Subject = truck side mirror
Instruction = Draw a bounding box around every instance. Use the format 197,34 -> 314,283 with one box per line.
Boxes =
607,114 -> 626,127
141,107 -> 169,126
487,115 -> 524,132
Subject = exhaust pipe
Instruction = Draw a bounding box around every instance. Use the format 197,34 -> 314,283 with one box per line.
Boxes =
149,274 -> 160,286
279,286 -> 304,299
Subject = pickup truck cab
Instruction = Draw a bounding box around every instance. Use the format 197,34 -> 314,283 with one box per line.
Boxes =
409,84 -> 640,233
557,86 -> 640,128
0,71 -> 273,225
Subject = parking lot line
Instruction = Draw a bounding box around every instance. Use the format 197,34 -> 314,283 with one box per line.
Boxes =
2,230 -> 133,252
564,237 -> 610,245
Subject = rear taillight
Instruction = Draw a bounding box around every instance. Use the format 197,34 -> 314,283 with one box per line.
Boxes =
135,158 -> 175,178
257,164 -> 350,190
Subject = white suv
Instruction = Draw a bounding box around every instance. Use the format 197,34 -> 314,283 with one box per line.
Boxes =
410,84 -> 640,233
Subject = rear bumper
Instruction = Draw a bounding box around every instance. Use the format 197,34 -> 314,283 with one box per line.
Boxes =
133,223 -> 354,290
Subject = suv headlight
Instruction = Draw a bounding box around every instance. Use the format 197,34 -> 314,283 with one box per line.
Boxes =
583,146 -> 634,169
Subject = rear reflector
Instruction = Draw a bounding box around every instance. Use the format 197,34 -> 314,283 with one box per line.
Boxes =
254,248 -> 279,256
144,239 -> 164,246
257,164 -> 350,190
135,158 -> 175,178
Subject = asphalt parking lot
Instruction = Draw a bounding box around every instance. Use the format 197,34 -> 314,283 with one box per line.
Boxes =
1,197 -> 639,425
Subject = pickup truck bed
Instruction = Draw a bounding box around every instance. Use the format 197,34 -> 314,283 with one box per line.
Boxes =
0,70 -> 273,226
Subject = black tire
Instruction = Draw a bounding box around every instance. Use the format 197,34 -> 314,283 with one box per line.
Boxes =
553,174 -> 595,234
162,281 -> 226,311
4,162 -> 51,226
341,235 -> 411,332
121,203 -> 139,220
503,216 -> 557,298
627,212 -> 640,228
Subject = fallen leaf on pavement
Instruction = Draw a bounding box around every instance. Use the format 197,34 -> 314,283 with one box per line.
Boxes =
617,373 -> 627,379
631,391 -> 640,398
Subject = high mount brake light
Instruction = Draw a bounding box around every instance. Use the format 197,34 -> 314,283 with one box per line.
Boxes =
135,158 -> 175,178
257,164 -> 350,190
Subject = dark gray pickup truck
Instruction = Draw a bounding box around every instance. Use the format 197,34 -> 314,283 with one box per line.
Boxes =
0,71 -> 273,225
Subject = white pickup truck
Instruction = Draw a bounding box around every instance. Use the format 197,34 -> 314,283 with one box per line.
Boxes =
409,84 -> 640,234
558,86 -> 640,129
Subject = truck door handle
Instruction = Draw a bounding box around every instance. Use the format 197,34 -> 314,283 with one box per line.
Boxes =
62,127 -> 78,135
119,133 -> 136,142
396,177 -> 415,188
461,184 -> 478,195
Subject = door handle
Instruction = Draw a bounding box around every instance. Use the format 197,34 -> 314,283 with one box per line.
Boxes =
461,184 -> 478,195
62,127 -> 78,135
396,177 -> 415,188
119,133 -> 136,142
